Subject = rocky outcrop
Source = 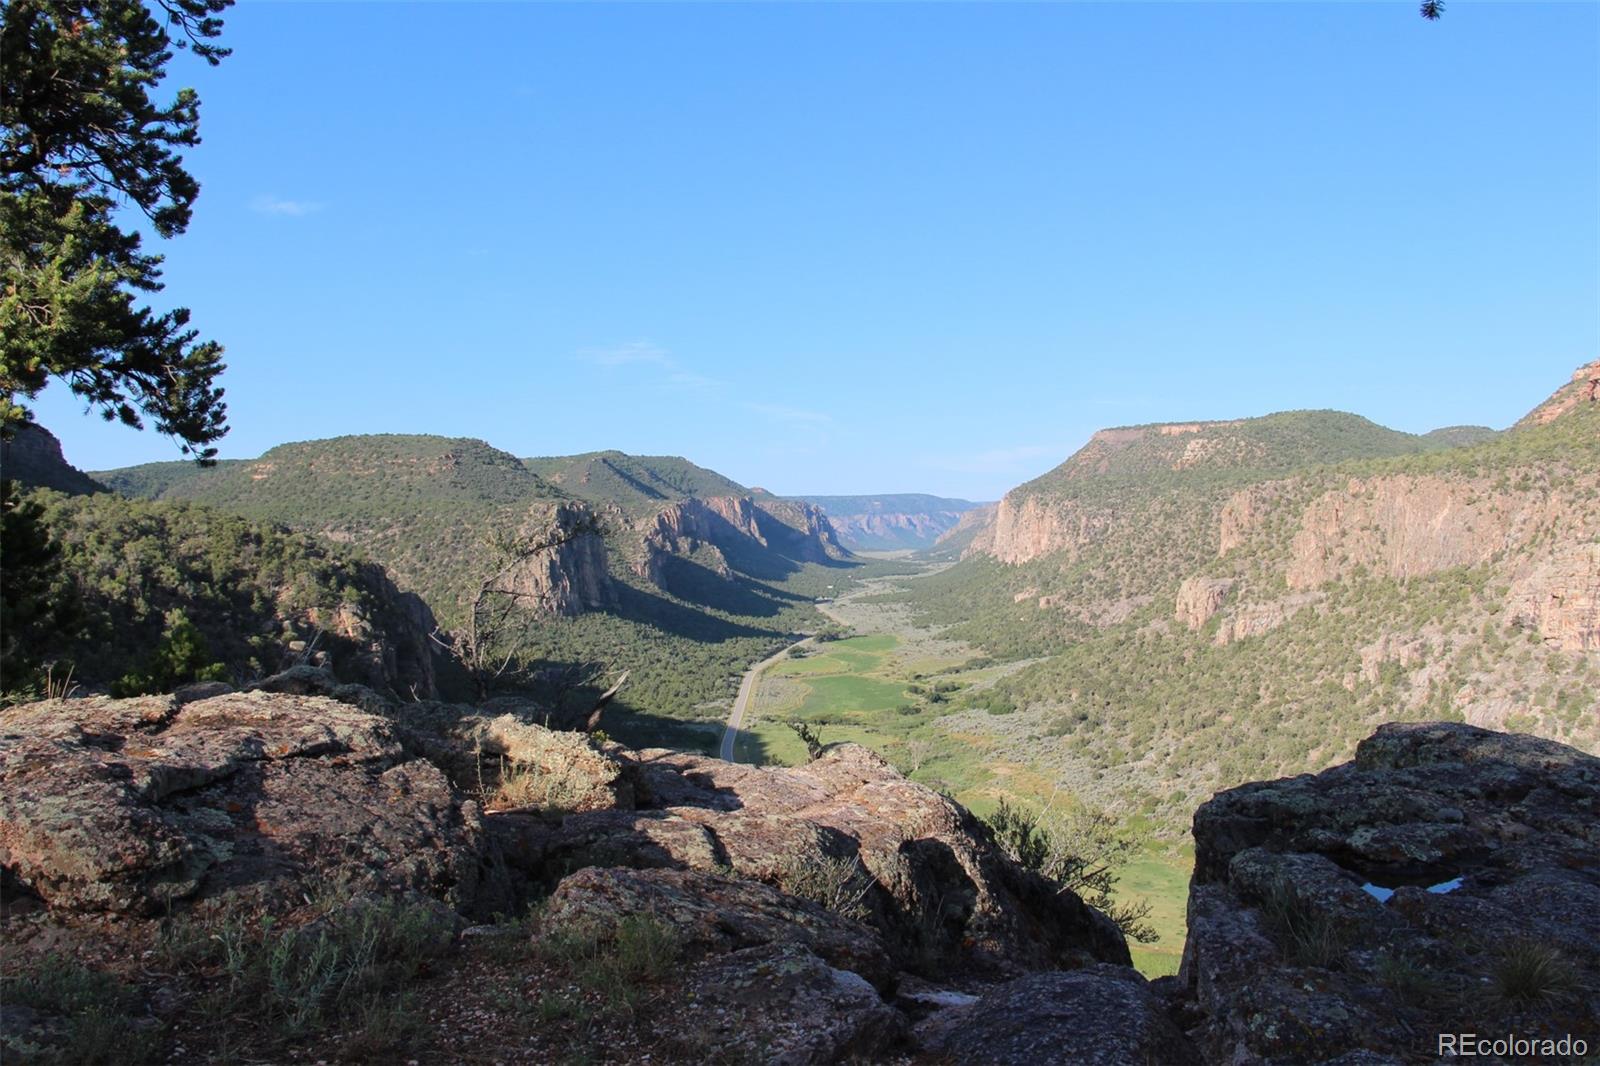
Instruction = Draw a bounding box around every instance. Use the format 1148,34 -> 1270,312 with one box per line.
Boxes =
1176,577 -> 1234,630
1211,592 -> 1321,646
1181,722 -> 1600,1064
543,866 -> 896,991
1506,540 -> 1600,652
979,494 -> 1116,566
0,692 -> 488,915
916,966 -> 1201,1066
632,494 -> 849,590
541,866 -> 905,1064
1284,475 -> 1587,591
305,562 -> 440,697
1218,486 -> 1265,556
497,742 -> 1129,976
504,502 -> 616,616
1516,358 -> 1600,427
0,423 -> 104,496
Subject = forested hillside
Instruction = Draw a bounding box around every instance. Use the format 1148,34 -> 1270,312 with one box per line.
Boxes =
895,363 -> 1600,825
98,437 -> 858,744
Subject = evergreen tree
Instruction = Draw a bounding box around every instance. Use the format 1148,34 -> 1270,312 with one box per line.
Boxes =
0,479 -> 81,691
1,0 -> 232,460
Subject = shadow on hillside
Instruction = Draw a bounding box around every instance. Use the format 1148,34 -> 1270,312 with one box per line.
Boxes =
716,527 -> 860,584
609,583 -> 787,643
653,557 -> 830,619
726,726 -> 777,767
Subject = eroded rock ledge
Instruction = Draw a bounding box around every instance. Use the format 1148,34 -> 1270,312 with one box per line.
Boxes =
3,693 -> 1595,1063
1182,721 -> 1600,1064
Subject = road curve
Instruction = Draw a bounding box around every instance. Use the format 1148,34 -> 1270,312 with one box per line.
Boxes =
719,600 -> 849,763
719,636 -> 810,762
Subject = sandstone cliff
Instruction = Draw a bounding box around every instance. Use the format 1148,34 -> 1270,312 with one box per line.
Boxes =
911,364 -> 1600,824
629,494 -> 850,593
503,502 -> 617,617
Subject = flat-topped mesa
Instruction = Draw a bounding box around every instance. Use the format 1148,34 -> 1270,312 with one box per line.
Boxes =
970,411 -> 1443,566
794,494 -> 986,551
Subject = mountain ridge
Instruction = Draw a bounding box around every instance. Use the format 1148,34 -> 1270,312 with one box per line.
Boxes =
899,360 -> 1600,825
791,493 -> 987,551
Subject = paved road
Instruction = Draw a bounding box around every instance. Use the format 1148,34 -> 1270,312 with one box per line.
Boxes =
719,600 -> 849,763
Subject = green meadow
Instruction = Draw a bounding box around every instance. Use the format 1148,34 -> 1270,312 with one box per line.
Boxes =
732,614 -> 1191,977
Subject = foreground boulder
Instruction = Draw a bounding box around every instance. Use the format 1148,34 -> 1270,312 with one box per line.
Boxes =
504,741 -> 1129,976
915,965 -> 1202,1065
539,866 -> 906,1063
1182,721 -> 1600,1064
0,692 -> 488,914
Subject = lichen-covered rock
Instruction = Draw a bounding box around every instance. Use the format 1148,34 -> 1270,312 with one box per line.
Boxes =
915,965 -> 1201,1065
597,742 -> 1131,975
540,866 -> 895,991
1181,721 -> 1600,1064
0,692 -> 488,915
680,943 -> 905,1065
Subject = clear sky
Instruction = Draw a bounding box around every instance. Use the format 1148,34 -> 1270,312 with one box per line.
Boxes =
32,1 -> 1599,501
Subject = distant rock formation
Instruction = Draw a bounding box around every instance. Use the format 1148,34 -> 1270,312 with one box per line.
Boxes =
631,494 -> 849,592
0,423 -> 104,495
794,494 -> 986,552
503,502 -> 616,617
1517,357 -> 1600,426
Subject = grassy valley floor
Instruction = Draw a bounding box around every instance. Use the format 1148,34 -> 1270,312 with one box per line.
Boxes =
726,566 -> 1192,976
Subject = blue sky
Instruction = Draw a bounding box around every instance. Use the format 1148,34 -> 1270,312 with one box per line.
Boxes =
33,1 -> 1599,500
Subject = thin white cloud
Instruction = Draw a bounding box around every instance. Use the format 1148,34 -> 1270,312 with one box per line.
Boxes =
250,194 -> 323,217
576,341 -> 675,369
573,342 -> 733,396
927,443 -> 1066,475
743,402 -> 832,426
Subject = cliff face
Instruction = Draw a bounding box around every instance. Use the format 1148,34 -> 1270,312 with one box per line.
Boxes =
632,496 -> 736,585
974,493 -> 1118,565
914,363 -> 1600,823
1283,475 -> 1579,590
504,503 -> 617,617
630,494 -> 849,591
0,423 -> 104,495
